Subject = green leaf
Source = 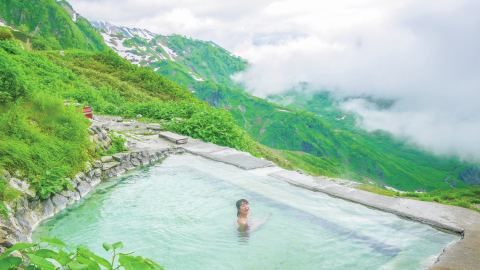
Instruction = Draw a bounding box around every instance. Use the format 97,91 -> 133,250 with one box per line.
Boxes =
67,260 -> 89,270
2,243 -> 36,258
90,254 -> 112,269
40,237 -> 67,247
117,251 -> 134,256
27,254 -> 56,270
0,256 -> 23,270
52,249 -> 70,266
145,259 -> 165,270
25,265 -> 35,270
122,262 -> 151,270
87,262 -> 101,270
112,241 -> 123,249
118,254 -> 139,265
0,201 -> 11,222
34,249 -> 58,258
102,243 -> 113,252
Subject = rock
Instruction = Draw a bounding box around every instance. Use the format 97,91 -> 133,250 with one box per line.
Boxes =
84,177 -> 92,184
66,177 -> 78,189
123,122 -> 131,126
75,172 -> 85,182
106,136 -> 112,144
136,114 -> 142,118
89,177 -> 101,187
38,198 -> 54,220
93,169 -> 102,177
124,161 -> 135,171
141,150 -> 149,157
8,178 -> 36,198
86,128 -> 94,135
131,158 -> 140,167
296,169 -> 304,174
92,160 -> 102,168
146,124 -> 161,130
90,125 -> 101,134
13,170 -> 23,178
140,157 -> 150,166
101,140 -> 108,148
101,156 -> 113,163
1,170 -> 11,181
61,190 -> 80,205
116,117 -> 123,122
51,194 -> 68,211
102,161 -> 120,171
112,153 -> 126,162
84,162 -> 92,173
76,181 -> 91,197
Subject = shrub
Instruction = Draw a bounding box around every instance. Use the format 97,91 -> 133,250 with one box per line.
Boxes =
440,194 -> 455,201
454,200 -> 471,209
0,52 -> 26,103
469,198 -> 480,204
0,28 -> 13,41
0,237 -> 164,269
29,167 -> 74,199
403,192 -> 421,198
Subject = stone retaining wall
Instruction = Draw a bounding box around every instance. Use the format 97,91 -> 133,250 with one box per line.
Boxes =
0,125 -> 185,254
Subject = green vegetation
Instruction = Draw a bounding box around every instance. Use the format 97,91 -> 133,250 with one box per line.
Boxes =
355,183 -> 480,213
28,167 -> 73,200
106,32 -> 247,88
0,40 -> 93,182
0,35 -> 289,203
0,0 -> 107,51
193,80 -> 474,191
0,237 -> 164,269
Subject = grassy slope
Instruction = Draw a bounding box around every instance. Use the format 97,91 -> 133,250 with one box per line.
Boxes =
0,0 -> 107,51
193,81 -> 471,192
268,91 -> 476,185
116,33 -> 247,89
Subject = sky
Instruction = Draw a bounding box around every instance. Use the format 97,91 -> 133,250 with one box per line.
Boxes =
69,0 -> 480,161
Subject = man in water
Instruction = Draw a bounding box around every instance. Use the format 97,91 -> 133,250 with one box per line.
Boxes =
236,199 -> 272,235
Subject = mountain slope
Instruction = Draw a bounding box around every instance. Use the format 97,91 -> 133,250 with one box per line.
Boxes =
0,0 -> 107,51
89,19 -> 477,192
91,22 -> 247,89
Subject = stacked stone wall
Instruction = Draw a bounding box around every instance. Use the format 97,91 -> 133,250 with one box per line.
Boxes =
0,125 -> 185,254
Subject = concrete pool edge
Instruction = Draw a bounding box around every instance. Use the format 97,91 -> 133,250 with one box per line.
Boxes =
4,129 -> 478,270
180,140 -> 480,270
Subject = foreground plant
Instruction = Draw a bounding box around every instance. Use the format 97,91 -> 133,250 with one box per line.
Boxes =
0,237 -> 164,270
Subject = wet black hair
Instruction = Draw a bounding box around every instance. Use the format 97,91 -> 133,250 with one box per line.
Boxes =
236,199 -> 249,217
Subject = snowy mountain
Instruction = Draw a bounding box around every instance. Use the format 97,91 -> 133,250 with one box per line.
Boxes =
91,20 -> 247,89
90,21 -> 156,41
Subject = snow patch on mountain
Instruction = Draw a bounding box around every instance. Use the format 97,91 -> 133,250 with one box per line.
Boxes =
91,21 -> 156,41
101,33 -> 145,66
0,20 -> 7,27
189,72 -> 204,81
158,43 -> 177,61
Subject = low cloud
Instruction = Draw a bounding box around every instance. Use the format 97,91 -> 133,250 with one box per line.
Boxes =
232,0 -> 480,161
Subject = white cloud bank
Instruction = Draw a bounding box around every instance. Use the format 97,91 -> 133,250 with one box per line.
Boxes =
69,0 -> 480,161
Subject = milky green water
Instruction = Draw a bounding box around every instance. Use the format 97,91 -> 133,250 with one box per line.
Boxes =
32,154 -> 459,270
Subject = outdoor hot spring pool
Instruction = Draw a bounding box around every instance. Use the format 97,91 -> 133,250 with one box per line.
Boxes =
32,154 -> 459,269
